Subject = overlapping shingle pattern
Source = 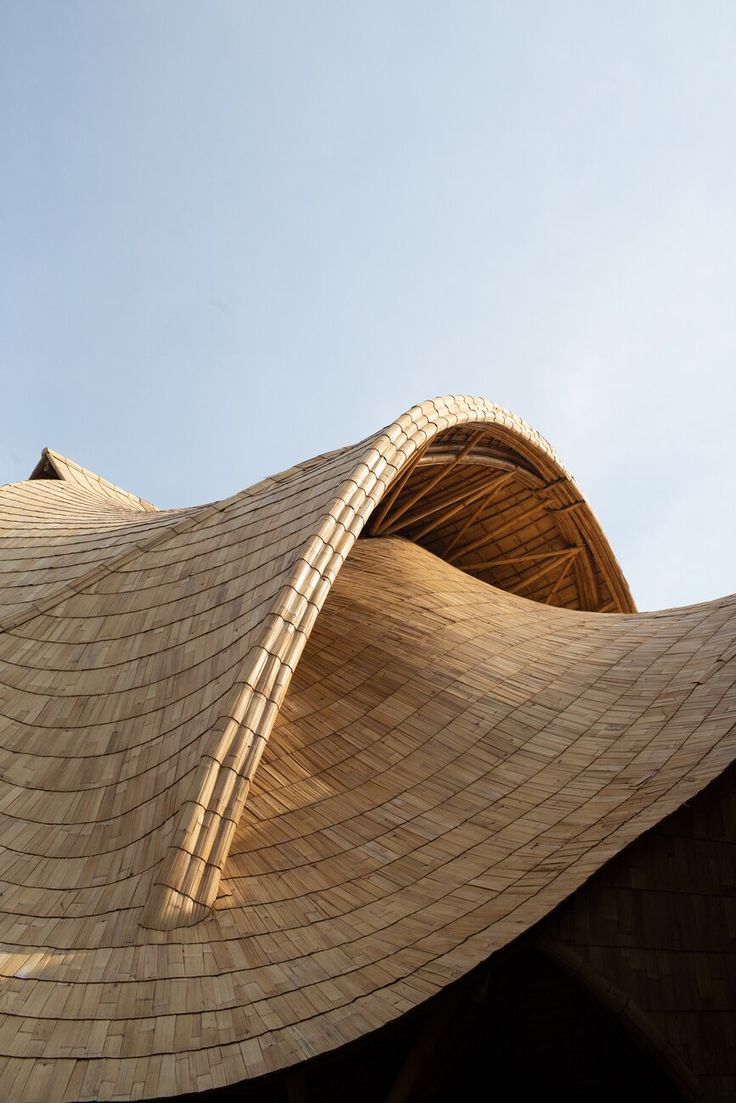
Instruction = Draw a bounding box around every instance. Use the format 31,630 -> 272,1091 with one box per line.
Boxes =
0,396 -> 731,1101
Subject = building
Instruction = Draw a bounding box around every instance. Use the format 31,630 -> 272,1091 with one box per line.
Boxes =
0,396 -> 733,1101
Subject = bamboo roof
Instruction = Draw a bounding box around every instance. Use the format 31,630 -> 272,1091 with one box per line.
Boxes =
0,395 -> 733,1101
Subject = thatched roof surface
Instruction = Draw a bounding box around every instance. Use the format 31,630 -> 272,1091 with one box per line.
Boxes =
0,396 -> 732,1101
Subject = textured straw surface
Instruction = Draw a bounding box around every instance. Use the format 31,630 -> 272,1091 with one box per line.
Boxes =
0,395 -> 732,1101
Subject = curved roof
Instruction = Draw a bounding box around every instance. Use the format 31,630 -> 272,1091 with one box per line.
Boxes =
0,396 -> 733,1101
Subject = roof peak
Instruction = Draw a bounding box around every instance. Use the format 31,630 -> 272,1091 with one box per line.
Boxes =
28,446 -> 156,512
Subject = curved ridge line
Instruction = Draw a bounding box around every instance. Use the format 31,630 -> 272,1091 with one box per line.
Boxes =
140,395 -> 635,929
0,452 -> 342,637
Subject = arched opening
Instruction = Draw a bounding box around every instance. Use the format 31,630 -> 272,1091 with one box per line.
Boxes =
155,941 -> 687,1102
365,422 -> 634,613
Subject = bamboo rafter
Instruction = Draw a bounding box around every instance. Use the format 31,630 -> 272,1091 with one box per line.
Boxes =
369,440 -> 432,533
507,546 -> 581,596
441,471 -> 516,557
372,430 -> 484,534
409,471 -> 517,544
450,498 -> 549,565
544,550 -> 579,604
461,546 -> 580,572
380,467 -> 494,537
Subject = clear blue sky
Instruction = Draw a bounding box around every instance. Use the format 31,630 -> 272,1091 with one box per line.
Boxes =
2,1 -> 735,611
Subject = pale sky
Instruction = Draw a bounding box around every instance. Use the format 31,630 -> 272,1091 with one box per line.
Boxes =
2,1 -> 735,611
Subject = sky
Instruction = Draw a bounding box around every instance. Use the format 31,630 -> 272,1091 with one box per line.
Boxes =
2,1 -> 735,612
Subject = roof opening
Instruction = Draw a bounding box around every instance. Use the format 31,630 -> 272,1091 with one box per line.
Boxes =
363,423 -> 632,613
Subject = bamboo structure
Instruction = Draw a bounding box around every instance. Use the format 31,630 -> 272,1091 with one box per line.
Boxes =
0,395 -> 733,1101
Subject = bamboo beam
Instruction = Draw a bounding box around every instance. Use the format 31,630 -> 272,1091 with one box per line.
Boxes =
462,546 -> 580,571
409,470 -> 516,544
544,552 -> 577,604
533,937 -> 704,1103
506,547 -> 580,596
380,467 -> 491,537
373,430 -> 483,534
381,466 -> 489,532
441,471 -> 516,557
450,498 -> 548,565
399,474 -> 509,542
369,441 -> 431,534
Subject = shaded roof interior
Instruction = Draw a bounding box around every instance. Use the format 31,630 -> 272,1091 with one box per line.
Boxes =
364,424 -> 635,613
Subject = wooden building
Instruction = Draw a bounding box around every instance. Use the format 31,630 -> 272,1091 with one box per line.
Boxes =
0,396 -> 733,1101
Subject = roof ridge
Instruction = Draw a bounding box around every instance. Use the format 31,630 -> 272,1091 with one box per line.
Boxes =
0,451 -> 343,638
29,447 -> 157,512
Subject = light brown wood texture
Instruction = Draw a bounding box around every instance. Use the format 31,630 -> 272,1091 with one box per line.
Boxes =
29,448 -> 156,513
0,395 -> 732,1100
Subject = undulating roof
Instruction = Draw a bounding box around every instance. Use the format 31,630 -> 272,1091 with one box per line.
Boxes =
0,395 -> 733,1101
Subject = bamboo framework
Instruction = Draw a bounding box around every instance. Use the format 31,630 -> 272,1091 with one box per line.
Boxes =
365,423 -> 629,612
0,395 -> 733,1102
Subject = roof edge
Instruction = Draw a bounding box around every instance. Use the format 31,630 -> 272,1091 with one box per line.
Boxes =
28,447 -> 157,512
140,394 -> 636,930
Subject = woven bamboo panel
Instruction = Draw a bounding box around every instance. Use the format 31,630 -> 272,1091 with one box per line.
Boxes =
0,395 -> 732,1101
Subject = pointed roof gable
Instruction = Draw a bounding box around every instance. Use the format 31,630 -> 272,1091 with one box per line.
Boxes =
29,446 -> 157,512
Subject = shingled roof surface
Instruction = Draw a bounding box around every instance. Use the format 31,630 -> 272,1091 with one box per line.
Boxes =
0,396 -> 734,1101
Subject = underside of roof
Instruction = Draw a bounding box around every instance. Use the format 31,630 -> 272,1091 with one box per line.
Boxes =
0,395 -> 733,1101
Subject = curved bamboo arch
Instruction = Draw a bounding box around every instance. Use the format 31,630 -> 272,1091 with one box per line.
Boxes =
365,419 -> 636,612
533,936 -> 702,1101
141,395 -> 634,929
1,395 -> 734,1101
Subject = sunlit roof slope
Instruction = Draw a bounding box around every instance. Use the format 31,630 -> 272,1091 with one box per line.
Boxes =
0,396 -> 732,1102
